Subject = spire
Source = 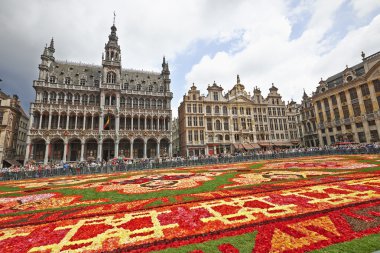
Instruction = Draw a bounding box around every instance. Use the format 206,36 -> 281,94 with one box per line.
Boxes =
48,37 -> 55,53
237,74 -> 240,84
113,11 -> 116,26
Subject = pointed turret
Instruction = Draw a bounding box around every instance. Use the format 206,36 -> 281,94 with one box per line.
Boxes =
48,38 -> 55,53
161,56 -> 171,92
302,89 -> 308,100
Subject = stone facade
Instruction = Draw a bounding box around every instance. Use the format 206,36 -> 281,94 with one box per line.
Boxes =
300,91 -> 319,147
25,23 -> 173,164
312,51 -> 380,145
0,92 -> 29,168
178,76 -> 300,157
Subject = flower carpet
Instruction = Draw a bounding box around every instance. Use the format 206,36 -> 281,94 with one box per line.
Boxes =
0,155 -> 380,252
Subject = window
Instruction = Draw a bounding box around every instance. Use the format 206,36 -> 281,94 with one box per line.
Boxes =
364,99 -> 373,114
349,88 -> 358,100
198,105 -> 203,113
94,80 -> 100,86
193,104 -> 197,113
232,107 -> 237,115
200,130 -> 204,142
206,106 -> 211,114
247,119 -> 252,130
233,118 -> 238,131
83,95 -> 88,105
333,108 -> 340,120
215,120 -> 221,130
317,101 -> 322,110
207,118 -> 212,130
80,79 -> 86,86
188,116 -> 192,126
89,95 -> 95,105
67,93 -> 73,104
339,92 -> 347,103
136,84 -> 141,91
199,117 -> 203,126
241,118 -> 246,129
188,130 -> 192,142
215,106 -> 220,114
65,77 -> 71,85
187,104 -> 191,113
106,72 -> 116,84
224,119 -> 229,130
358,132 -> 366,143
240,107 -> 244,115
213,92 -> 218,101
193,117 -> 198,126
223,106 -> 228,115
74,93 -> 80,104
124,83 -> 129,90
355,122 -> 363,128
50,92 -> 56,103
0,112 -> 3,124
352,102 -> 361,117
342,105 -> 349,119
194,130 -> 198,141
246,108 -> 251,115
318,112 -> 324,122
331,95 -> 337,105
370,130 -> 379,142
374,79 -> 380,92
50,76 -> 56,83
148,85 -> 153,92
133,98 -> 138,108
159,86 -> 163,92
360,83 -> 370,96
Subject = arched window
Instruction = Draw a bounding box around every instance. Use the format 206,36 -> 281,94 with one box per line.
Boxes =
50,92 -> 56,103
58,92 -> 64,104
120,97 -> 125,107
42,91 -> 48,103
152,99 -> 156,108
157,99 -> 162,109
67,93 -> 73,104
223,106 -> 228,115
82,95 -> 88,105
215,106 -> 220,114
106,72 -> 116,84
89,95 -> 95,105
133,98 -> 138,108
139,98 -> 144,108
74,93 -> 80,104
215,120 -> 221,130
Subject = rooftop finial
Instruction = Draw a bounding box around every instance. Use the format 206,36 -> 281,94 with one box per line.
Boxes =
113,11 -> 116,26
361,51 -> 365,60
237,74 -> 240,84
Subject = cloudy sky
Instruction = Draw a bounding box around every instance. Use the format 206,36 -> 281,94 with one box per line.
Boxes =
1,0 -> 380,117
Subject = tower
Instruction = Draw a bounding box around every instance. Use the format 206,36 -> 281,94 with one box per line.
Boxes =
38,38 -> 55,81
102,18 -> 121,85
161,56 -> 171,92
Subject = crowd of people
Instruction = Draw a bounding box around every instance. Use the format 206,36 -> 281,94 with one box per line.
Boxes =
1,143 -> 379,181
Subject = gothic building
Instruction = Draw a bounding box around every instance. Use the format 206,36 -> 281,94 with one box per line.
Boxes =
25,22 -> 173,164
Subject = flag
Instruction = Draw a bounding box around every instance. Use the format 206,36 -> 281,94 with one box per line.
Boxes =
104,114 -> 110,130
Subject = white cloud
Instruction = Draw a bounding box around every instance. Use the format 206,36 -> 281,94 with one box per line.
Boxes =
350,0 -> 380,18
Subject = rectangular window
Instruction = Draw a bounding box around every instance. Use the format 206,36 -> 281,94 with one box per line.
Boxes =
374,79 -> 380,92
240,107 -> 244,115
358,132 -> 366,143
213,92 -> 218,101
199,117 -> 203,126
194,130 -> 198,141
364,99 -> 373,114
232,107 -> 237,115
224,119 -> 229,131
198,104 -> 203,113
349,88 -> 358,100
355,122 -> 363,128
200,130 -> 204,141
187,116 -> 192,126
188,130 -> 193,142
247,119 -> 252,131
233,118 -> 238,131
187,104 -> 191,113
342,105 -> 350,119
370,130 -> 379,142
333,108 -> 340,120
331,95 -> 337,105
326,110 -> 331,122
241,118 -> 246,130
317,101 -> 322,110
360,83 -> 370,96
193,104 -> 197,113
207,118 -> 212,130
246,108 -> 251,115
352,102 -> 361,117
193,117 -> 198,126
319,112 -> 324,122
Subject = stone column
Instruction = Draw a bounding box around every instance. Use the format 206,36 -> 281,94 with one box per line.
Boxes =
115,115 -> 120,131
115,140 -> 119,158
75,115 -> 78,129
24,142 -> 31,164
99,112 -> 104,131
131,117 -> 134,130
138,115 -> 140,130
97,141 -> 102,161
357,86 -> 371,142
66,115 -> 69,129
130,140 -> 134,159
91,116 -> 94,130
48,113 -> 52,130
143,140 -> 147,158
163,118 -> 166,131
83,115 -> 86,130
144,117 -> 147,130
44,141 -> 50,164
157,141 -> 160,157
63,140 -> 68,162
57,114 -> 61,129
39,114 -> 42,129
169,142 -> 172,157
80,141 -> 85,161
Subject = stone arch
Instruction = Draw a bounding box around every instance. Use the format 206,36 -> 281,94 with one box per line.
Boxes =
160,138 -> 170,157
133,138 -> 144,159
147,138 -> 157,158
102,138 -> 115,161
30,138 -> 46,163
85,138 -> 98,160
68,138 -> 81,162
118,138 -> 131,157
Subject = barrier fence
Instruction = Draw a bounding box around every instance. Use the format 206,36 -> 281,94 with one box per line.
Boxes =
1,147 -> 380,181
